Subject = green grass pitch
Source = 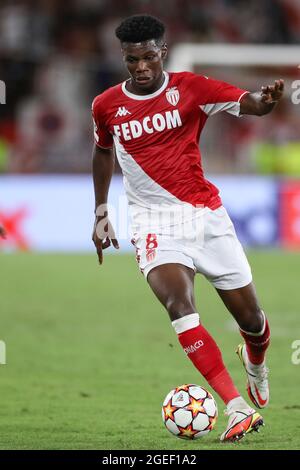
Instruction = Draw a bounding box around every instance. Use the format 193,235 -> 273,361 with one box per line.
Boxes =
0,251 -> 300,450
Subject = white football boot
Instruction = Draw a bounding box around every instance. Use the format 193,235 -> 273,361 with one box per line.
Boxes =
236,343 -> 269,409
220,397 -> 264,442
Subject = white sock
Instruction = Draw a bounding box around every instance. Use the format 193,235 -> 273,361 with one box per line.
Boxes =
227,396 -> 251,412
171,313 -> 200,334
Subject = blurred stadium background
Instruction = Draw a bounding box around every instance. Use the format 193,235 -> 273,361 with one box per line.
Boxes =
0,0 -> 300,251
0,0 -> 300,450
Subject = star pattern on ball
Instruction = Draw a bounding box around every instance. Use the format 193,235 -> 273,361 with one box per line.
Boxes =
186,397 -> 205,418
163,400 -> 177,422
178,424 -> 199,439
208,415 -> 217,430
175,384 -> 190,392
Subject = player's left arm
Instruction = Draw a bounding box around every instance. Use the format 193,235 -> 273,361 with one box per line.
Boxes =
240,79 -> 284,116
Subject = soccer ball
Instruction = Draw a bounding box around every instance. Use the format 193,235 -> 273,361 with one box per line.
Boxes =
162,384 -> 218,439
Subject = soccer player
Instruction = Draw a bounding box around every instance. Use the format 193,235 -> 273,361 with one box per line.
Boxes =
91,15 -> 284,442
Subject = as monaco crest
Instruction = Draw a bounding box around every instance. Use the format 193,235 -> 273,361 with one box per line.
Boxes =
166,87 -> 180,106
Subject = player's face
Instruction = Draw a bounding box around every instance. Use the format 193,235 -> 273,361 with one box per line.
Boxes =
122,40 -> 167,94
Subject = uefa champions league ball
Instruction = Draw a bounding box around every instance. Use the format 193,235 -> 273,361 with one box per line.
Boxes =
162,384 -> 218,439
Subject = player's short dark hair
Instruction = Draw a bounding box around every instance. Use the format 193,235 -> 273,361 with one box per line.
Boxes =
115,15 -> 165,45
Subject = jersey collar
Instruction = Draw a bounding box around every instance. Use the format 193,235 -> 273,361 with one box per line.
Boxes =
121,71 -> 169,100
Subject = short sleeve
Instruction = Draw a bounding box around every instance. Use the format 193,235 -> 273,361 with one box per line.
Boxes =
197,76 -> 249,117
92,98 -> 113,149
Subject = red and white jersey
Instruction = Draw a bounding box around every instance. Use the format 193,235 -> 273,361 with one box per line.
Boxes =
92,71 -> 248,232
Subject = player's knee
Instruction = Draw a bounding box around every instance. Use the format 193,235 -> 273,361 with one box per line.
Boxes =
239,307 -> 264,333
165,297 -> 196,321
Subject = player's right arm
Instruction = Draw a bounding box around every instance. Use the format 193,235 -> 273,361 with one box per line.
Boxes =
92,144 -> 119,265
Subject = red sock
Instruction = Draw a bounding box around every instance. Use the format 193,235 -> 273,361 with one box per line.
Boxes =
240,314 -> 270,365
173,315 -> 240,405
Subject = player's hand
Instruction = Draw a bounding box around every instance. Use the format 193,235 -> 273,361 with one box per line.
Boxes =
92,215 -> 119,265
261,79 -> 284,104
0,225 -> 6,239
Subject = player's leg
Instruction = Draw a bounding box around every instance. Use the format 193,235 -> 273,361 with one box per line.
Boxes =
146,263 -> 196,321
216,281 -> 264,334
216,282 -> 270,408
147,264 -> 247,406
192,206 -> 270,411
147,263 -> 263,441
185,207 -> 265,438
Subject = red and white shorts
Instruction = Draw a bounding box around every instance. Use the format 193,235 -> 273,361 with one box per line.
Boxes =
132,206 -> 252,290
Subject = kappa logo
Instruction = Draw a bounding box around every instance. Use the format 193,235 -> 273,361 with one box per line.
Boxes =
166,87 -> 180,106
115,106 -> 131,117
